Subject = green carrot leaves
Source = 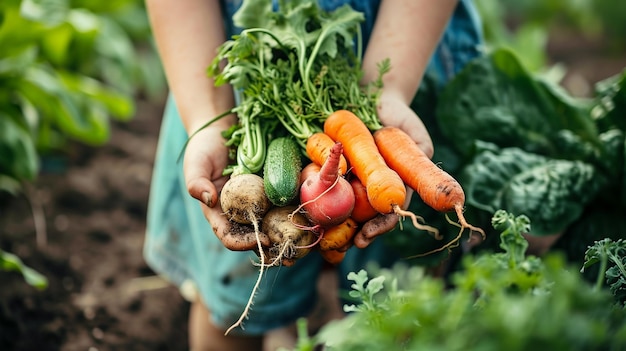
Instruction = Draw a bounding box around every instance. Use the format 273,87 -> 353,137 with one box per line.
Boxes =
206,0 -> 385,175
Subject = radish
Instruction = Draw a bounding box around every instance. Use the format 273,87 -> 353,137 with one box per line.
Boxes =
299,141 -> 355,228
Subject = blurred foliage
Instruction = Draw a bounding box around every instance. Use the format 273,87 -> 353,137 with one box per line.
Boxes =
475,0 -> 626,73
0,0 -> 165,195
291,211 -> 626,351
0,250 -> 48,290
0,0 -> 165,287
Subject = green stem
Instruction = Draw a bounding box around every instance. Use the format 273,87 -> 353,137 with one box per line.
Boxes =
280,105 -> 314,141
238,116 -> 266,173
298,40 -> 313,101
243,28 -> 289,50
177,108 -> 235,163
594,253 -> 608,291
609,251 -> 626,283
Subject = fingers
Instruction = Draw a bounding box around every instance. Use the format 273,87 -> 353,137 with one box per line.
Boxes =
187,176 -> 219,207
377,94 -> 434,158
204,205 -> 272,251
353,213 -> 399,249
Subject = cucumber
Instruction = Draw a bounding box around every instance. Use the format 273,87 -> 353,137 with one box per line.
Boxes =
263,137 -> 302,206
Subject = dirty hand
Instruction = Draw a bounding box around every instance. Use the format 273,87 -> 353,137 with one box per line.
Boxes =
182,126 -> 270,251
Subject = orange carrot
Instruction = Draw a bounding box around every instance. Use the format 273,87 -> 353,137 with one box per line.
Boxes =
324,110 -> 404,213
349,177 -> 378,223
319,217 -> 358,250
306,132 -> 348,175
324,110 -> 437,235
373,126 -> 485,256
320,248 -> 346,265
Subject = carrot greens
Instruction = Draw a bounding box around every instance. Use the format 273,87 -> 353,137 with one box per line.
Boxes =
205,0 -> 386,175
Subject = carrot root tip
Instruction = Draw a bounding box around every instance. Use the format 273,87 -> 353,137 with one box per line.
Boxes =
452,205 -> 486,240
394,206 -> 440,239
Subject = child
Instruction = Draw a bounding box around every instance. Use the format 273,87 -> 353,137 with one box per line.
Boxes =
143,0 -> 483,350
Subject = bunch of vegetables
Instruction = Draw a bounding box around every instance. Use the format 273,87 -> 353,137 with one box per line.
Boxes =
203,1 -> 488,332
206,0 -> 484,271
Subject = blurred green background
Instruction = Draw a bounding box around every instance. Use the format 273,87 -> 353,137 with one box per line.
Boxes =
2,0 -> 626,284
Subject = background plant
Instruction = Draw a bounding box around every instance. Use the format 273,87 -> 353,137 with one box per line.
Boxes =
0,0 -> 164,195
0,0 -> 165,287
475,0 -> 626,73
288,211 -> 626,351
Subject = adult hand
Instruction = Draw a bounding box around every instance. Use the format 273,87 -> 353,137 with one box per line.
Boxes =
354,93 -> 432,249
183,125 -> 271,251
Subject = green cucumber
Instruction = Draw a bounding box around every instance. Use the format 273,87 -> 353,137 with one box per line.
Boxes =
263,137 -> 302,206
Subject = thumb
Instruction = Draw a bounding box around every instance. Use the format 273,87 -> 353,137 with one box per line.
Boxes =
187,177 -> 219,208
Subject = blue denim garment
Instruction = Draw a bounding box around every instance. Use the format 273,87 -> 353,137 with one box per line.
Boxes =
144,0 -> 483,335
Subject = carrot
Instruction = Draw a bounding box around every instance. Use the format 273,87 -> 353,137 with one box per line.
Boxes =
372,126 -> 485,256
319,217 -> 358,251
349,177 -> 379,223
320,248 -> 346,265
306,132 -> 348,175
323,110 -> 437,235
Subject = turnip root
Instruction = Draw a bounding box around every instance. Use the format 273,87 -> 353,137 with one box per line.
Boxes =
220,173 -> 271,225
299,142 -> 355,227
263,206 -> 316,266
220,173 -> 272,335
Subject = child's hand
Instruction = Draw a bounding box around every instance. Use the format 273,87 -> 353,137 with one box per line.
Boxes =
376,91 -> 434,158
182,126 -> 271,251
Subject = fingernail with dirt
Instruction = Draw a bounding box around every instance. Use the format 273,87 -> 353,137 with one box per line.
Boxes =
201,191 -> 213,207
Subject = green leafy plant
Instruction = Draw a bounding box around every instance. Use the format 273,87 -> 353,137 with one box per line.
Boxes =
290,211 -> 626,351
0,250 -> 48,290
582,238 -> 626,305
0,0 -> 164,195
0,0 -> 165,287
435,48 -> 625,250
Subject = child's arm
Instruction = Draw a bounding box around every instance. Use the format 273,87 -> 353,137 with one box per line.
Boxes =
146,0 -> 236,133
362,0 -> 457,158
146,0 -> 247,248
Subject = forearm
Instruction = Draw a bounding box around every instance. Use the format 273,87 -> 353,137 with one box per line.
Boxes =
146,0 -> 236,133
362,0 -> 458,104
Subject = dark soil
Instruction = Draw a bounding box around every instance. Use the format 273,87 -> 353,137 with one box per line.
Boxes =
1,30 -> 625,351
0,98 -> 191,351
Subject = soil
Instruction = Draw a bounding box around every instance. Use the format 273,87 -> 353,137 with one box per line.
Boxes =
1,30 -> 626,351
0,98 -> 193,351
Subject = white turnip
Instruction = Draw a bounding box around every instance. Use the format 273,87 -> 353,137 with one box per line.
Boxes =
262,206 -> 316,266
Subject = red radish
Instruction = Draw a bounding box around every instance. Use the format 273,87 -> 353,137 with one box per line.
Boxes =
299,142 -> 355,228
299,162 -> 321,186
